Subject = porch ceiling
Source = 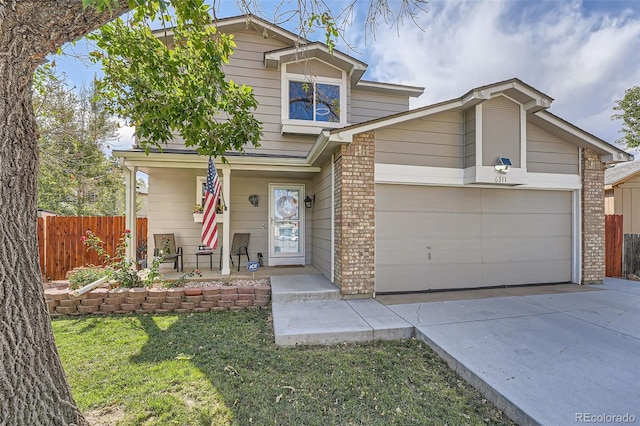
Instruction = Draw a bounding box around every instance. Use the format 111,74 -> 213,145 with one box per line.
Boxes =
229,169 -> 318,180
113,150 -> 322,175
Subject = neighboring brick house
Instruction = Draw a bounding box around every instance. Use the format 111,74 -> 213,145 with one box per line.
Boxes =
114,15 -> 632,296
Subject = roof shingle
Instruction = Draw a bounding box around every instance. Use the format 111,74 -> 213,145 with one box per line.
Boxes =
605,161 -> 640,186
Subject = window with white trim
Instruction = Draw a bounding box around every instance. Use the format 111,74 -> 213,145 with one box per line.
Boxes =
282,62 -> 346,131
196,176 -> 223,213
288,81 -> 341,123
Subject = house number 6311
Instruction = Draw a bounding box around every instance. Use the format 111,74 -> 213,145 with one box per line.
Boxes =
495,176 -> 507,183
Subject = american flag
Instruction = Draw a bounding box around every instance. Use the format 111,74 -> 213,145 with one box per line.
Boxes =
201,157 -> 222,249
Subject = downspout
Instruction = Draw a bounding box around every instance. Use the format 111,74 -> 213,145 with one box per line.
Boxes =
575,148 -> 583,284
331,153 -> 335,283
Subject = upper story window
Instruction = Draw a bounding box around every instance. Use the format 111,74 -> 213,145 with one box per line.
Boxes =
289,81 -> 341,123
282,60 -> 347,134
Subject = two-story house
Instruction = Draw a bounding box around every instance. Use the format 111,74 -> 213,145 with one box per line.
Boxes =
114,15 -> 632,297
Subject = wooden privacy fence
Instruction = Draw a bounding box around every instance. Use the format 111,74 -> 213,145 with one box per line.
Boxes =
38,216 -> 148,281
623,234 -> 640,278
605,214 -> 623,277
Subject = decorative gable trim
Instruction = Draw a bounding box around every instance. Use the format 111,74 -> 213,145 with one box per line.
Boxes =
461,79 -> 553,114
531,111 -> 633,163
264,42 -> 367,84
152,14 -> 308,46
329,78 -> 631,165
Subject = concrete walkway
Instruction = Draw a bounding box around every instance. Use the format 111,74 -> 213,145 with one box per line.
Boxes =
271,274 -> 412,346
271,276 -> 640,425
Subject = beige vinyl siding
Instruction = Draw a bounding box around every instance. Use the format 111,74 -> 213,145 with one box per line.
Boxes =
526,123 -> 579,174
611,175 -> 640,233
227,176 -> 270,265
148,168 -> 313,269
464,108 -> 476,168
376,185 -> 572,292
230,176 -> 313,265
375,111 -> 465,168
605,189 -> 615,215
351,90 -> 410,124
310,160 -> 333,279
287,59 -> 343,79
163,30 -> 317,157
160,29 -> 416,157
148,168 -> 209,270
481,96 -> 521,168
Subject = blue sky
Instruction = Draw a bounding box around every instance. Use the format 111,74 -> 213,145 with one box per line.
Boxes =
52,0 -> 640,154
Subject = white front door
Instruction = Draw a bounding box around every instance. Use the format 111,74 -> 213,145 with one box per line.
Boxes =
269,184 -> 305,266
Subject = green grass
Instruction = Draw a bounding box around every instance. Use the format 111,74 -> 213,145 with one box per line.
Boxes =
53,310 -> 514,425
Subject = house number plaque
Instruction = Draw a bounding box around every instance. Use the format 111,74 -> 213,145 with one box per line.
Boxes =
495,176 -> 507,183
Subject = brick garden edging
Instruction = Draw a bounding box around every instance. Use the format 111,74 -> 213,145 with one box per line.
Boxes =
44,285 -> 271,317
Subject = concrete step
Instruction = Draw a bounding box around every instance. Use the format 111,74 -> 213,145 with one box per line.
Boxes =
272,298 -> 414,346
270,274 -> 341,303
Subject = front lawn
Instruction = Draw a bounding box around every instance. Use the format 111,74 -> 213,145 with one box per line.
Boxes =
53,310 -> 513,425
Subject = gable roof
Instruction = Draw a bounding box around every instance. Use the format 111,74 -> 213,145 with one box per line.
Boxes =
605,161 -> 640,186
323,77 -> 632,163
152,14 -> 309,45
264,42 -> 368,85
355,80 -> 424,98
326,78 -> 549,136
153,14 -> 423,92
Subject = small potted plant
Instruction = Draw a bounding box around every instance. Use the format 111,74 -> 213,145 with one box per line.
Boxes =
193,204 -> 204,222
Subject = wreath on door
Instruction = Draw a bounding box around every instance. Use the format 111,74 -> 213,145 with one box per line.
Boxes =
276,194 -> 298,219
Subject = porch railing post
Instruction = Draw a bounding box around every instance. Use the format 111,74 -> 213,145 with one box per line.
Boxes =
221,166 -> 231,275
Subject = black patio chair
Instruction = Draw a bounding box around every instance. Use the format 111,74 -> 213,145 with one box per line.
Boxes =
219,233 -> 250,271
153,233 -> 183,272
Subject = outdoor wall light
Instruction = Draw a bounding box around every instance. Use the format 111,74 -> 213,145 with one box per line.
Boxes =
494,157 -> 512,173
248,194 -> 259,207
304,195 -> 314,208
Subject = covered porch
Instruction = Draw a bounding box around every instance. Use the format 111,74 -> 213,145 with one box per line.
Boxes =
114,147 -> 339,283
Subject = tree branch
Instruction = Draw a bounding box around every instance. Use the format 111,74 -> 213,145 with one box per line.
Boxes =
2,1 -> 130,64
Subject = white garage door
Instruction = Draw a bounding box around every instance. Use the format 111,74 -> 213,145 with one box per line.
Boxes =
376,185 -> 573,292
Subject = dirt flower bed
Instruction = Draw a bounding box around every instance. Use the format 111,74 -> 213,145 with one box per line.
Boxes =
182,278 -> 270,288
43,277 -> 270,290
43,280 -> 69,290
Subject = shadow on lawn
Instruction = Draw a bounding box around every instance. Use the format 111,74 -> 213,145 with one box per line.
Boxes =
128,311 -> 282,424
124,311 -> 514,426
74,318 -> 101,334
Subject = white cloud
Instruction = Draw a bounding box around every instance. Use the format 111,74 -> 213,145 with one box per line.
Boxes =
110,122 -> 136,151
354,0 -> 640,146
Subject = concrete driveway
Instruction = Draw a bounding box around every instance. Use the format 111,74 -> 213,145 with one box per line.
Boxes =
386,278 -> 640,425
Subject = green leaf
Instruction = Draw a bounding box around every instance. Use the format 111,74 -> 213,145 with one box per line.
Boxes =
90,1 -> 262,159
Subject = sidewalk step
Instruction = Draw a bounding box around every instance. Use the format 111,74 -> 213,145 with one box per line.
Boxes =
272,298 -> 414,346
270,274 -> 413,346
270,274 -> 341,303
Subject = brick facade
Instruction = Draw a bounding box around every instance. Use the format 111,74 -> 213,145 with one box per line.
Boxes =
582,148 -> 606,284
333,131 -> 375,297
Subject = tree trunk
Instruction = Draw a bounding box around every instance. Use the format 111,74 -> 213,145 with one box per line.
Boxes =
0,2 -> 128,424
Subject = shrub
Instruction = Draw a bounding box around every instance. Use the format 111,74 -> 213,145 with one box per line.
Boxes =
81,230 -> 142,288
69,267 -> 108,290
161,269 -> 202,288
